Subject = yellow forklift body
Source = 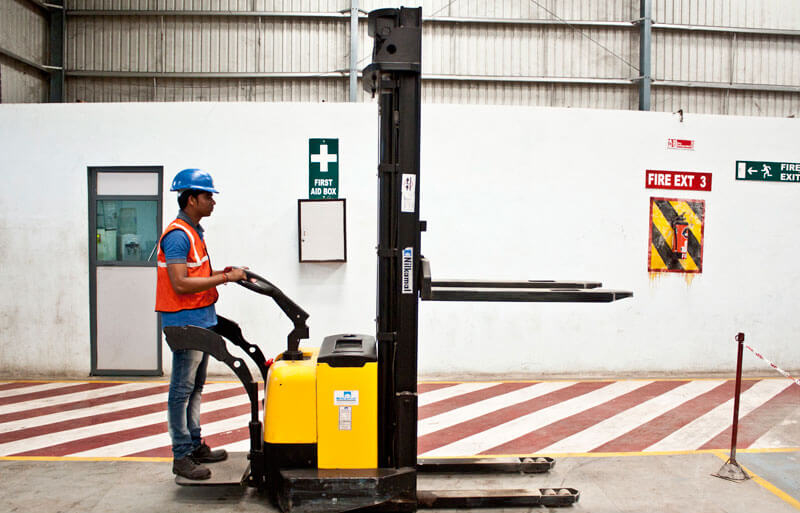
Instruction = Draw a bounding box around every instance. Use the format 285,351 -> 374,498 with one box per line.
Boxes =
316,360 -> 378,469
264,348 -> 318,444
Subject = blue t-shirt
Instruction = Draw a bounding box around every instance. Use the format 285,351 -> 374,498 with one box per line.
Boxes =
159,214 -> 217,329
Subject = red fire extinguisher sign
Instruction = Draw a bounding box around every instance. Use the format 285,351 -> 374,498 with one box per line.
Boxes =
648,197 -> 706,274
667,138 -> 695,150
646,170 -> 712,192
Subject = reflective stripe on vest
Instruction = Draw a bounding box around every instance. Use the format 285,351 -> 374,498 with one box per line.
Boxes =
155,218 -> 219,313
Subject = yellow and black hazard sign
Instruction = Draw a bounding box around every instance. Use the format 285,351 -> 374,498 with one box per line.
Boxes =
648,197 -> 705,273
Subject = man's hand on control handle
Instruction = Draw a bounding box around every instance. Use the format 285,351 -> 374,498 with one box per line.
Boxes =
223,266 -> 248,283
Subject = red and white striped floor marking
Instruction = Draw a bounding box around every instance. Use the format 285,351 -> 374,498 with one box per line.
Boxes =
0,383 -> 153,415
74,412 -> 254,458
0,383 -> 241,456
0,379 -> 795,459
485,379 -> 690,454
421,380 -> 651,457
417,382 -> 498,406
539,379 -> 725,454
726,384 -> 800,449
419,381 -> 575,437
645,379 -> 792,452
419,381 -> 615,454
0,382 -> 76,399
0,384 -> 170,435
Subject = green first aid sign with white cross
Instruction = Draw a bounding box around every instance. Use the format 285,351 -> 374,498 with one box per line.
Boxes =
309,138 -> 339,199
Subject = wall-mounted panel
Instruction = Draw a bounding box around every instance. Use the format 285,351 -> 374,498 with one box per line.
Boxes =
424,22 -> 638,79
424,80 -> 636,110
654,30 -> 799,86
0,0 -> 48,62
68,0 -> 349,12
68,16 -> 348,73
67,76 -> 349,101
652,86 -> 800,117
361,0 -> 636,21
732,35 -> 800,87
68,16 -> 162,72
0,0 -> 49,103
653,30 -> 733,83
654,0 -> 800,30
0,58 -> 48,103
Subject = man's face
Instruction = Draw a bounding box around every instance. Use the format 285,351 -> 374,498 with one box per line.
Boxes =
191,192 -> 215,217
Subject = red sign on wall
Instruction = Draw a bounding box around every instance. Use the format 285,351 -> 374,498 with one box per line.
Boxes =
667,138 -> 695,150
645,170 -> 712,191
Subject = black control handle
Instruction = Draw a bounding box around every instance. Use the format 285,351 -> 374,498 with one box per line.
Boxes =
236,270 -> 310,360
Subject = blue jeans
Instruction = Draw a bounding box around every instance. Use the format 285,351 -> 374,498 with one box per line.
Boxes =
168,349 -> 209,459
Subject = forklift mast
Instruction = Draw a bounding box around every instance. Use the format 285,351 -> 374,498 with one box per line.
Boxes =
363,5 -> 632,486
363,7 -> 424,472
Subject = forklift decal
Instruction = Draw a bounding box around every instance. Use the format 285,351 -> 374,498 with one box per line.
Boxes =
334,390 -> 359,405
401,174 -> 416,212
648,197 -> 705,274
402,247 -> 414,294
338,406 -> 352,430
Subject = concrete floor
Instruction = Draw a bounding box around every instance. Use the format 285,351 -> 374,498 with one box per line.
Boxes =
2,452 -> 797,513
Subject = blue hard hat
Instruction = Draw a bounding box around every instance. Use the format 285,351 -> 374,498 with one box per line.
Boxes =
170,168 -> 219,193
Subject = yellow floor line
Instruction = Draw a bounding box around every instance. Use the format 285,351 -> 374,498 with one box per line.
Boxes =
0,456 -> 170,463
0,379 -> 170,384
440,447 -> 800,459
419,376 -> 784,384
0,377 -> 785,385
712,451 -> 800,510
737,447 -> 800,454
4,447 -> 796,464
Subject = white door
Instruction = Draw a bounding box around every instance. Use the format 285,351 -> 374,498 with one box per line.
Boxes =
90,167 -> 163,375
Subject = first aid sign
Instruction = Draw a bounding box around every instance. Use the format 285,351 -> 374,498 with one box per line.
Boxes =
309,138 -> 339,199
646,170 -> 711,192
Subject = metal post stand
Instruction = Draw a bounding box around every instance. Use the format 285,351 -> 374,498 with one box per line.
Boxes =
713,332 -> 750,482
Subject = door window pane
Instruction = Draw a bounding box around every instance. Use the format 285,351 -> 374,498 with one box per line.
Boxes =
97,172 -> 159,196
96,200 -> 158,262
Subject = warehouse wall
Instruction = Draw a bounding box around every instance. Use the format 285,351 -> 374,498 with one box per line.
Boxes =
57,0 -> 800,116
0,0 -> 49,103
0,102 -> 799,379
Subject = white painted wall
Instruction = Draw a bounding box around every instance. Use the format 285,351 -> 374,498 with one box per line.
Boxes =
0,102 -> 798,379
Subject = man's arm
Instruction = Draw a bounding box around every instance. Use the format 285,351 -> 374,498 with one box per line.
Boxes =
161,230 -> 247,294
166,264 -> 248,294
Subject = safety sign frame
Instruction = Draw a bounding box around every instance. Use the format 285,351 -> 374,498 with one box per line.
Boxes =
736,160 -> 800,183
309,138 -> 340,199
647,197 -> 706,274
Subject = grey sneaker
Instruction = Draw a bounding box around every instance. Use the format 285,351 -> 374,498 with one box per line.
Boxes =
172,455 -> 211,480
191,441 -> 228,463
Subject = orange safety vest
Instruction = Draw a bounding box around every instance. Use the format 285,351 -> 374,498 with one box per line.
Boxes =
155,218 -> 219,313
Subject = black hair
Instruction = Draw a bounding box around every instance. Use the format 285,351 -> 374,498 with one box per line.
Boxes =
178,189 -> 204,209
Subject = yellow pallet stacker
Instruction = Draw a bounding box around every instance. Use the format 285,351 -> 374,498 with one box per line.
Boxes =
165,7 -> 632,513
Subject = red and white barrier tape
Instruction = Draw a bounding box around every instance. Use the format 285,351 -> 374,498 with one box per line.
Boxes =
744,344 -> 800,387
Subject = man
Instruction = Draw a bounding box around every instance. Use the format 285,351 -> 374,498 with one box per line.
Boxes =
155,168 -> 247,480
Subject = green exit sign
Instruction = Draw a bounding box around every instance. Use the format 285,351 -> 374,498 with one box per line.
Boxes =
736,160 -> 800,183
309,138 -> 339,199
